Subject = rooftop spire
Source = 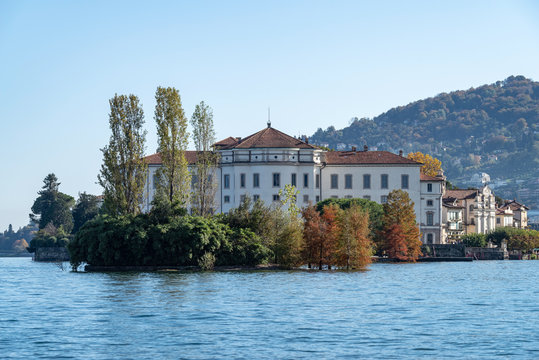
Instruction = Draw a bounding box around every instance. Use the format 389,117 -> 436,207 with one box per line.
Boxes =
267,107 -> 271,128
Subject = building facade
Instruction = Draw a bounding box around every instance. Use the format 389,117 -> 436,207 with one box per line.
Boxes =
143,125 -> 445,243
442,186 -> 496,239
498,200 -> 529,228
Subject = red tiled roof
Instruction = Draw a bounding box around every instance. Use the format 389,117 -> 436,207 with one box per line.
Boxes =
223,127 -> 317,149
443,202 -> 464,209
143,151 -> 198,165
499,200 -> 530,211
443,189 -> 478,200
324,151 -> 421,165
214,137 -> 239,148
420,173 -> 444,181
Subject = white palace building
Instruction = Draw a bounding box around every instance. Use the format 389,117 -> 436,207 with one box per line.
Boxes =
143,124 -> 445,244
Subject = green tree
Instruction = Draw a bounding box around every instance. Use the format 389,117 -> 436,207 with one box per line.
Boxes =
98,94 -> 147,216
279,184 -> 300,217
72,192 -> 100,234
336,204 -> 372,269
154,87 -> 191,206
30,173 -> 75,233
382,189 -> 422,261
191,101 -> 219,216
461,233 -> 487,247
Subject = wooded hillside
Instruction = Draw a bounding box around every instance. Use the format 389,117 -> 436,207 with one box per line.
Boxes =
311,76 -> 539,208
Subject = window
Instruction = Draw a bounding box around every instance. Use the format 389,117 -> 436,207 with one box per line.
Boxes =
303,195 -> 309,203
253,173 -> 260,188
345,174 -> 352,189
427,200 -> 433,206
449,211 -> 459,221
401,174 -> 409,189
427,212 -> 434,226
363,174 -> 371,189
331,174 -> 338,189
381,174 -> 388,189
315,174 -> 320,189
427,233 -> 433,244
315,195 -> 320,202
469,204 -> 474,212
363,195 -> 371,200
191,175 -> 198,188
496,218 -> 501,224
381,195 -> 388,204
291,173 -> 297,187
224,195 -> 230,203
253,194 -> 260,202
240,173 -> 246,188
240,194 -> 246,203
427,183 -> 433,192
273,173 -> 280,187
303,173 -> 309,188
344,195 -> 352,199
331,195 -> 338,199
273,194 -> 280,202
224,174 -> 230,189
153,173 -> 159,189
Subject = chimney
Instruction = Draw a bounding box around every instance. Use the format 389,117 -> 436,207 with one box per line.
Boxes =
363,145 -> 368,152
399,150 -> 403,157
351,146 -> 356,152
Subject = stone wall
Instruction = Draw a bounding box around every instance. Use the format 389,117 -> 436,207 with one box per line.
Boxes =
422,244 -> 466,258
422,244 -> 507,260
34,247 -> 70,262
465,247 -> 506,260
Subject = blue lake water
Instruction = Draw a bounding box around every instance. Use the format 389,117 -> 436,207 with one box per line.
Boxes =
1,258 -> 538,359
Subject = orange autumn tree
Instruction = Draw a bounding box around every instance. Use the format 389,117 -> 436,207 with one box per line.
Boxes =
336,204 -> 372,270
302,204 -> 340,270
407,151 -> 442,177
382,189 -> 422,261
382,223 -> 408,261
321,204 -> 340,269
302,205 -> 323,269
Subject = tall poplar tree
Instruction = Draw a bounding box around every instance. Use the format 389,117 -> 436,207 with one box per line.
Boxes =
154,87 -> 190,206
191,101 -> 219,216
98,94 -> 147,216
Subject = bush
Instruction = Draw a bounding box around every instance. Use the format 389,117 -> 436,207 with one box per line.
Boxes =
69,211 -> 273,270
28,223 -> 71,253
486,227 -> 539,252
216,228 -> 271,266
461,233 -> 487,248
198,252 -> 216,270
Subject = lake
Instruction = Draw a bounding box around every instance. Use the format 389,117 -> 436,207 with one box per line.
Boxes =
1,258 -> 538,359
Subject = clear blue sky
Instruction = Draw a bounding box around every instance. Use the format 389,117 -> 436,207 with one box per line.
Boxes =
1,0 -> 538,231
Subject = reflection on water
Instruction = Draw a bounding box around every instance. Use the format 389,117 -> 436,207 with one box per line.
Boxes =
1,258 -> 538,359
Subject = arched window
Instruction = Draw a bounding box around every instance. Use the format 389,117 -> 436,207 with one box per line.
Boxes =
469,204 -> 474,212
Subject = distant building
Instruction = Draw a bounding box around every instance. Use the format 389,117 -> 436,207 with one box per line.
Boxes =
442,186 -> 496,238
495,207 -> 514,228
498,200 -> 529,228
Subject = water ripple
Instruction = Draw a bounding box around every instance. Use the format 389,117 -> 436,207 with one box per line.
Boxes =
1,258 -> 539,359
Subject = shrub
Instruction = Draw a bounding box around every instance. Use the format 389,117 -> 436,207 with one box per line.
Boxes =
461,233 -> 487,248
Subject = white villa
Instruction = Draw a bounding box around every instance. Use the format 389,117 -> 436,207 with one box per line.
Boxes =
143,124 -> 446,244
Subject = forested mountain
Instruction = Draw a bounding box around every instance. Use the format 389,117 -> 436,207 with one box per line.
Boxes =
310,76 -> 539,209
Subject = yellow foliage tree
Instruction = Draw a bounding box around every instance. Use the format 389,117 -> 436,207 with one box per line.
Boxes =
407,152 -> 442,177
